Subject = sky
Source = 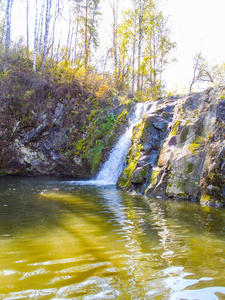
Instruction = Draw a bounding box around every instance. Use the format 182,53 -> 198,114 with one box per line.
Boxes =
10,0 -> 225,94
162,0 -> 225,93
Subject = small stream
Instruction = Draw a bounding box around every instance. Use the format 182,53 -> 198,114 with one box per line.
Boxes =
0,176 -> 225,299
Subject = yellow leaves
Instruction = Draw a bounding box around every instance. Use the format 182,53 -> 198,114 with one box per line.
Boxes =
95,84 -> 109,100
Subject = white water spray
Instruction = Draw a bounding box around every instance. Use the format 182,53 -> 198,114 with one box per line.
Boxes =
94,101 -> 157,185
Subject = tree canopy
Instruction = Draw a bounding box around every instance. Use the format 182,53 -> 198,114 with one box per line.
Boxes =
0,0 -> 176,99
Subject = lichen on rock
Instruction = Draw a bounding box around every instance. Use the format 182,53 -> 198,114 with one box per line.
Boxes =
118,87 -> 225,206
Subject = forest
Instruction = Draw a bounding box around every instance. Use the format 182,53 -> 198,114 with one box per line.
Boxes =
0,0 -> 177,102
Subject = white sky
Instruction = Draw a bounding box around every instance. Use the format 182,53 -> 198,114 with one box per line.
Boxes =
162,0 -> 225,93
11,0 -> 225,94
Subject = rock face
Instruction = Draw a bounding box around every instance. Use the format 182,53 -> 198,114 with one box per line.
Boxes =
0,95 -> 130,178
118,86 -> 225,206
1,84 -> 224,206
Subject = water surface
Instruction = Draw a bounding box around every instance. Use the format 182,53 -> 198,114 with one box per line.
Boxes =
0,177 -> 225,299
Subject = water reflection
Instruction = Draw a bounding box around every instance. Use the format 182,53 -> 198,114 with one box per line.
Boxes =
0,177 -> 224,299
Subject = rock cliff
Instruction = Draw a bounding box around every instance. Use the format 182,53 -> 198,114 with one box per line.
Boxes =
1,84 -> 224,205
118,86 -> 225,206
0,91 -> 131,178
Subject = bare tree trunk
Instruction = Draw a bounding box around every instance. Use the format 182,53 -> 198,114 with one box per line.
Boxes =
5,0 -> 13,60
74,2 -> 81,63
132,8 -> 137,94
51,0 -> 63,60
33,0 -> 38,72
189,52 -> 201,94
84,0 -> 88,70
41,0 -> 52,71
137,0 -> 142,92
108,0 -> 119,87
38,0 -> 45,56
33,0 -> 38,73
66,12 -> 72,62
26,0 -> 29,54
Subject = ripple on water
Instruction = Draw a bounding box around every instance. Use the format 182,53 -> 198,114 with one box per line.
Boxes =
0,179 -> 225,299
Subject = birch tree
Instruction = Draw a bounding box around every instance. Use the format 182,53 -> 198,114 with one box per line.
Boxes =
137,0 -> 143,92
38,0 -> 45,56
117,8 -> 138,91
33,0 -> 38,72
117,0 -> 175,97
108,0 -> 119,86
41,0 -> 52,70
84,0 -> 100,70
5,0 -> 13,60
26,0 -> 29,53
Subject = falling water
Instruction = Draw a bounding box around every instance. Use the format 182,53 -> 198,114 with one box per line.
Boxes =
95,101 -> 157,185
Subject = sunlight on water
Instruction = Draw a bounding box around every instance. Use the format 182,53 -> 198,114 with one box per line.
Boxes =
0,177 -> 224,299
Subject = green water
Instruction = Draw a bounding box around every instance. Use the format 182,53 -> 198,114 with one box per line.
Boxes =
0,177 -> 225,300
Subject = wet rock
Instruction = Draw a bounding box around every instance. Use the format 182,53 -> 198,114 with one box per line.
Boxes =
132,164 -> 151,183
119,86 -> 225,205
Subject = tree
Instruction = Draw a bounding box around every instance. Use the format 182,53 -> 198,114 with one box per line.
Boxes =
41,0 -> 52,70
117,8 -> 138,91
38,0 -> 45,56
189,52 -> 214,93
33,0 -> 38,72
141,7 -> 175,98
137,0 -> 143,92
5,0 -> 13,60
66,0 -> 101,71
26,0 -> 29,53
117,0 -> 175,98
108,0 -> 119,87
189,52 -> 225,93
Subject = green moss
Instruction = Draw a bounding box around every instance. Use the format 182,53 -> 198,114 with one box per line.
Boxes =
193,109 -> 199,118
119,96 -> 131,106
170,120 -> 180,136
219,90 -> 225,99
118,120 -> 145,188
180,126 -> 189,144
74,104 -> 131,175
91,142 -> 102,174
149,169 -> 160,186
162,112 -> 170,120
185,162 -> 195,174
201,194 -> 211,203
139,165 -> 151,178
118,160 -> 138,189
88,109 -> 99,121
116,109 -> 128,123
177,179 -> 185,192
188,136 -> 205,155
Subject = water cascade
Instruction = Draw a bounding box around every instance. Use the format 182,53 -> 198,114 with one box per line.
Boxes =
94,101 -> 157,185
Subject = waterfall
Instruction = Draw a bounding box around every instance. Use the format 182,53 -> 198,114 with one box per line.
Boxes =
94,101 -> 156,185
70,101 -> 157,186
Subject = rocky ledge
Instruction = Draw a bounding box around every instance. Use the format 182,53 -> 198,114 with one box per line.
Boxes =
118,86 -> 225,206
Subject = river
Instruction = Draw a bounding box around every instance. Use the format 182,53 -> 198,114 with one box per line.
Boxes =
0,176 -> 224,299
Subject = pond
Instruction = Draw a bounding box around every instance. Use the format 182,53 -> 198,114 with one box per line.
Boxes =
0,176 -> 225,299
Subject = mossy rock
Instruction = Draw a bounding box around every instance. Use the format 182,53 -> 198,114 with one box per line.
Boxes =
170,120 -> 180,136
131,164 -> 151,183
180,126 -> 189,144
